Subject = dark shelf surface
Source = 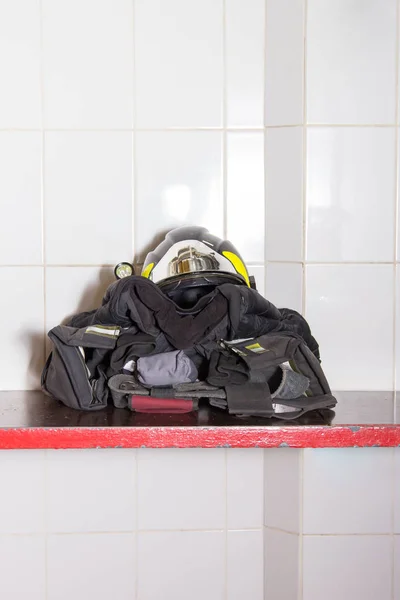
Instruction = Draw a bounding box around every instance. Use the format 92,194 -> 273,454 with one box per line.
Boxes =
0,391 -> 398,449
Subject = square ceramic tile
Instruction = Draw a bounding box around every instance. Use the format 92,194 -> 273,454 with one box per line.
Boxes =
395,449 -> 400,533
303,535 -> 392,600
265,0 -> 304,125
0,267 -> 44,390
247,265 -> 266,297
227,132 -> 264,263
227,531 -> 263,600
138,531 -> 224,600
264,449 -> 301,533
264,529 -> 299,600
0,0 -> 41,128
395,536 -> 400,600
227,449 -> 263,529
266,263 -> 303,313
0,535 -> 45,600
47,533 -> 135,600
0,451 -> 45,533
135,132 -> 223,261
137,449 -> 225,530
265,127 -> 303,261
42,0 -> 133,129
303,448 -> 393,534
45,132 -> 133,265
135,0 -> 222,128
397,150 -> 400,260
46,449 -> 136,533
307,0 -> 396,124
396,268 -> 400,412
306,265 -> 393,391
0,133 -> 42,265
46,267 -> 115,332
307,127 -> 396,262
226,0 -> 264,127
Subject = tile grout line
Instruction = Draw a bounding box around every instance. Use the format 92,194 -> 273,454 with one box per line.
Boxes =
391,0 -> 399,550
222,7 -> 228,598
263,0 -> 269,300
3,528 -> 395,537
43,450 -> 49,600
224,449 -> 229,600
301,0 -> 308,318
222,0 -> 228,243
0,124 -> 399,132
132,0 -> 137,268
134,450 -> 139,600
39,0 -> 47,373
261,449 -> 266,600
4,260 -> 400,268
132,7 -> 138,599
391,447 -> 396,600
298,449 -> 304,600
393,0 -> 400,423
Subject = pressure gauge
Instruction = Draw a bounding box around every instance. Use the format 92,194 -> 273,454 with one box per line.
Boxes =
114,262 -> 134,280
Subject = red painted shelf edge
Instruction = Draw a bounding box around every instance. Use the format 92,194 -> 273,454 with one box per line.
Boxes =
0,425 -> 399,449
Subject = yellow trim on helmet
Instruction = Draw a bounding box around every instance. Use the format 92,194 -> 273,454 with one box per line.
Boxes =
222,251 -> 250,287
141,262 -> 154,279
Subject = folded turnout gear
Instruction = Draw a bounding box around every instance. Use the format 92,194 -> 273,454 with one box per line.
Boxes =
42,278 -> 336,418
42,226 -> 336,418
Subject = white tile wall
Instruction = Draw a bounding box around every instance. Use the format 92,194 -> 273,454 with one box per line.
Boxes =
0,133 -> 42,265
42,0 -> 134,129
264,529 -> 299,600
0,267 -> 44,390
307,0 -> 397,124
225,0 -> 264,127
135,0 -> 223,128
265,127 -> 303,262
135,131 -> 223,261
395,536 -> 400,600
302,535 -> 392,600
226,449 -> 264,529
137,531 -> 225,600
44,132 -> 133,265
0,535 -> 46,600
307,127 -> 396,262
137,449 -> 225,530
303,448 -> 393,534
0,0 -> 41,128
227,132 -> 264,262
47,533 -> 136,600
265,0 -> 304,125
306,265 -> 394,391
227,530 -> 264,600
46,449 -> 136,533
265,263 -> 303,313
45,266 -> 115,332
0,450 -> 45,533
395,448 -> 400,534
264,449 -> 301,533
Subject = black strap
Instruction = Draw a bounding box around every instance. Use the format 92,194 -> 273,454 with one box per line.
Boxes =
225,383 -> 273,416
150,386 -> 175,398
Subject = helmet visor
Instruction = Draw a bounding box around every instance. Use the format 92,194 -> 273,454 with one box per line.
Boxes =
149,240 -> 243,285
